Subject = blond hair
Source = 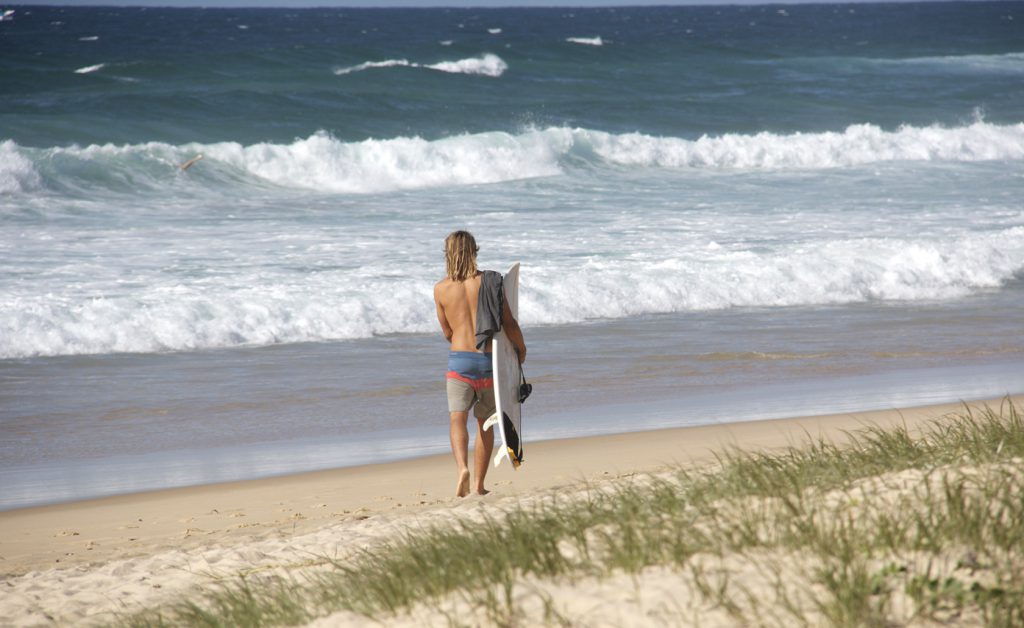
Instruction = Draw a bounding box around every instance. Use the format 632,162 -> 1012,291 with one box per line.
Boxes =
444,230 -> 479,281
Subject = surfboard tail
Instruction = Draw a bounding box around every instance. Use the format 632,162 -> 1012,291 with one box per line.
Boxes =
501,412 -> 524,468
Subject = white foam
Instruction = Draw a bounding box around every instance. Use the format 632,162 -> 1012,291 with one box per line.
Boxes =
566,36 -> 603,46
425,53 -> 507,77
571,121 -> 1024,169
198,129 -> 562,193
3,227 -> 1022,359
333,58 -> 411,75
439,39 -> 453,46
0,140 -> 41,193
488,28 -> 502,34
334,54 -> 506,77
78,35 -> 99,41
74,63 -> 105,74
521,228 -> 1024,327
209,121 -> 1020,191
9,121 -> 1024,198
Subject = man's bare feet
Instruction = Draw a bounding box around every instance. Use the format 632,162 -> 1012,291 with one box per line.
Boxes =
475,487 -> 490,496
456,469 -> 470,497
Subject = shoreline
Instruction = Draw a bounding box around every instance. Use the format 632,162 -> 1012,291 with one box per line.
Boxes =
2,394 -> 1019,579
4,354 -> 1022,514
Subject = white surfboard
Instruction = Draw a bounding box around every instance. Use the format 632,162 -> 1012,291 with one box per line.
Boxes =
482,262 -> 524,468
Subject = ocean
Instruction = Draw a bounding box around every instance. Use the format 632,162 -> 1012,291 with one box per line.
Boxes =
2,2 -> 1023,510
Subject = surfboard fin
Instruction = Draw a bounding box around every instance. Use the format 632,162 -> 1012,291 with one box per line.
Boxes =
481,413 -> 499,432
493,451 -> 504,468
507,447 -> 521,469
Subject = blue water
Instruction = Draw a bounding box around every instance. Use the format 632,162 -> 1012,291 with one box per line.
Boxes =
1,3 -> 1023,510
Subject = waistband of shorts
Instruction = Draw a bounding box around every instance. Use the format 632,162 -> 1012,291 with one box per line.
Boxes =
448,351 -> 493,359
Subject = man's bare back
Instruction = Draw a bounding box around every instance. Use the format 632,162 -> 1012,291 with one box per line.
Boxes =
434,272 -> 526,358
433,273 -> 484,353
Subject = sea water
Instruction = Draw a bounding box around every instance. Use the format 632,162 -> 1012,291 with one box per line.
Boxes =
2,3 -> 1023,509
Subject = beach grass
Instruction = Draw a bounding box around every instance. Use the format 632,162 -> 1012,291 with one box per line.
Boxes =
122,400 -> 1024,626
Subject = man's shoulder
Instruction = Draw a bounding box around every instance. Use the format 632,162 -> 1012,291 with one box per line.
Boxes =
434,278 -> 451,297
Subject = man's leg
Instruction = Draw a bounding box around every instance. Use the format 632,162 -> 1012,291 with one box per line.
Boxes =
473,415 -> 495,495
449,410 -> 471,497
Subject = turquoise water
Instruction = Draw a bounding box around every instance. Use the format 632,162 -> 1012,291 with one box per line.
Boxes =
1,3 -> 1023,509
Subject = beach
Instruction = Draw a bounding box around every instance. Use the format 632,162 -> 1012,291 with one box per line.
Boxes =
3,395 -> 1021,625
3,3 -> 1023,624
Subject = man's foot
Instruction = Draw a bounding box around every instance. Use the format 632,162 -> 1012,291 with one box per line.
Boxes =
456,469 -> 470,498
475,487 -> 490,496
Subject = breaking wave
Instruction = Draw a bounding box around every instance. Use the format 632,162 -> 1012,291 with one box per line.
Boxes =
566,36 -> 604,46
74,63 -> 106,74
2,227 -> 1022,359
333,53 -> 507,77
3,121 -> 1022,196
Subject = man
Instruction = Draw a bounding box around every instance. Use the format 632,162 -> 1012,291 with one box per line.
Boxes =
434,230 -> 526,497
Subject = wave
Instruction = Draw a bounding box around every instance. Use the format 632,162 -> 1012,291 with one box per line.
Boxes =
74,63 -> 106,74
877,51 -> 1024,74
3,121 -> 1022,196
333,58 -> 412,75
333,53 -> 506,77
566,36 -> 604,46
0,140 -> 41,194
577,121 -> 1024,169
3,227 -> 1022,359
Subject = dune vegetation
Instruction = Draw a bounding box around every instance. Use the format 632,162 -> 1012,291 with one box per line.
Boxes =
125,401 -> 1023,627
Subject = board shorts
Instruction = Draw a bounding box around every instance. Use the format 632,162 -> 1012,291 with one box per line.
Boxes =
446,351 -> 496,420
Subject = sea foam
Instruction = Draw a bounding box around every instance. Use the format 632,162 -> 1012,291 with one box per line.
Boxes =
74,63 -> 106,74
334,53 -> 506,77
6,121 -> 1023,197
0,140 -> 41,193
566,36 -> 603,46
2,227 -> 1022,359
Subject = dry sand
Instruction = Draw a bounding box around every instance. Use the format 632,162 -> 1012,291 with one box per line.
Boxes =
2,396 -> 1019,626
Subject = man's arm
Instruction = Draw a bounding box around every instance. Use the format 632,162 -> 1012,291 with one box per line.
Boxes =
501,298 -> 526,362
434,284 -> 453,342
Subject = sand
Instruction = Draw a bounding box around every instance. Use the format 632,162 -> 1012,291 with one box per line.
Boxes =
1,396 -> 1019,626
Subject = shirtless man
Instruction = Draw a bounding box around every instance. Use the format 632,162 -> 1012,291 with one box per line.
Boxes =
434,230 -> 526,497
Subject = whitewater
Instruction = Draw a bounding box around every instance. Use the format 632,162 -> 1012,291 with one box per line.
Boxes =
4,121 -> 1023,196
3,119 -> 1023,359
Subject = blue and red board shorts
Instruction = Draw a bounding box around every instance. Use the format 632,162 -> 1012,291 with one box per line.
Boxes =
446,351 -> 496,419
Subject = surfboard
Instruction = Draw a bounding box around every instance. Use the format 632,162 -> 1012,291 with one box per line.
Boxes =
482,262 -> 524,468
